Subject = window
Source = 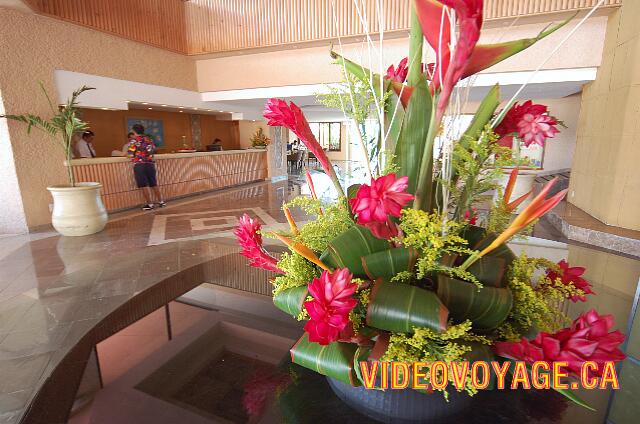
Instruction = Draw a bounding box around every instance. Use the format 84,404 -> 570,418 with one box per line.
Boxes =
309,122 -> 342,151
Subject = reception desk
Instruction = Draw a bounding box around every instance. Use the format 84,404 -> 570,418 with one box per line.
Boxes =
70,149 -> 268,211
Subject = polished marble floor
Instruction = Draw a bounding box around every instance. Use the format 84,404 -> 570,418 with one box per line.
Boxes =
0,170 -> 639,424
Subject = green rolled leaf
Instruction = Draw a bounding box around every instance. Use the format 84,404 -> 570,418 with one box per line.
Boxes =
361,247 -> 419,281
320,225 -> 390,277
467,255 -> 508,288
394,75 -> 432,196
437,276 -> 513,329
273,285 -> 308,317
462,342 -> 496,390
347,183 -> 361,200
290,333 -> 360,386
460,225 -> 487,249
472,233 -> 517,269
366,281 -> 448,333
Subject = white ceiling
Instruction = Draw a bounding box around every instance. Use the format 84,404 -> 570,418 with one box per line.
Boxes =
201,68 -> 596,121
55,68 -> 595,122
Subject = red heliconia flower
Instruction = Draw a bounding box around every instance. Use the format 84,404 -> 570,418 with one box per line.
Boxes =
385,57 -> 409,83
546,259 -> 594,302
304,268 -> 358,345
436,0 -> 483,118
494,309 -> 626,378
414,1 -> 569,115
463,209 -> 478,225
235,214 -> 284,274
264,99 -> 344,197
349,173 -> 414,224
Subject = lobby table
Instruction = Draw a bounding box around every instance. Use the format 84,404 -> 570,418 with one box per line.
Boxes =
70,149 -> 268,211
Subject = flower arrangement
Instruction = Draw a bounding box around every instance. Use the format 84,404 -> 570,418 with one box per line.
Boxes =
235,0 -> 625,410
250,127 -> 271,148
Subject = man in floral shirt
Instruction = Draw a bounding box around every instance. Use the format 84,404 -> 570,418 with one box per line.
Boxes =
127,124 -> 165,210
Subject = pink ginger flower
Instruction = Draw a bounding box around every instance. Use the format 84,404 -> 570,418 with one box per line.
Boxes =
234,214 -> 284,274
494,310 -> 626,379
546,259 -> 594,302
304,269 -> 358,345
349,173 -> 414,224
496,100 -> 560,148
518,113 -> 560,147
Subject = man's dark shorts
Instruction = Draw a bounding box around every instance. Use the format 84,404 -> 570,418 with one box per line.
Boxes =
134,162 -> 158,188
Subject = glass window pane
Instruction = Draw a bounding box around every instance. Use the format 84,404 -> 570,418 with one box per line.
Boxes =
329,123 -> 341,151
321,123 -> 330,149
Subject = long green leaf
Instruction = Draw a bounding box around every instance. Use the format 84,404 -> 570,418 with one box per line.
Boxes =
464,16 -> 575,80
459,84 -> 501,149
367,281 -> 448,333
361,247 -> 419,281
384,92 -> 405,154
329,50 -> 384,97
407,5 -> 423,87
437,276 -> 513,329
290,334 -> 359,386
273,286 -> 308,317
320,225 -> 390,277
394,75 -> 432,196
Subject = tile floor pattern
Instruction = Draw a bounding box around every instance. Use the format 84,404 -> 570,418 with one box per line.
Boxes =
0,177 -> 306,424
0,172 -> 638,424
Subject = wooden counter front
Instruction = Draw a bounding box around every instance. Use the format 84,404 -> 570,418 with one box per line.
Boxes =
70,150 -> 268,211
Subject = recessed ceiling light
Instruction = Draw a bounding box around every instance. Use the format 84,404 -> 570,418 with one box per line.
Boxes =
207,109 -> 213,112
142,102 -> 148,105
218,110 -> 224,112
101,107 -> 109,110
161,104 -> 168,107
178,107 -> 184,109
148,107 -> 153,110
179,110 -> 184,113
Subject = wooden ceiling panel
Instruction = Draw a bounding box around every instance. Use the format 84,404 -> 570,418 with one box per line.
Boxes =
23,0 -> 622,55
32,0 -> 188,53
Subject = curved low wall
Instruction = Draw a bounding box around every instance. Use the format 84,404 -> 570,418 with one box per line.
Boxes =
70,150 -> 268,211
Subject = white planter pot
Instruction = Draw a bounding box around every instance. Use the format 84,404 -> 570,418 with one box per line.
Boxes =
47,182 -> 108,236
494,171 -> 537,213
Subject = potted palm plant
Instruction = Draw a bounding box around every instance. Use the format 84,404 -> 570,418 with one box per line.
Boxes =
1,84 -> 108,236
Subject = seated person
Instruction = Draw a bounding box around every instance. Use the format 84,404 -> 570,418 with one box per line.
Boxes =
206,138 -> 223,151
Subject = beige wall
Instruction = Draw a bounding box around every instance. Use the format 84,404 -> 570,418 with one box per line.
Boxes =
569,5 -> 640,231
238,120 -> 270,149
196,17 -> 607,92
0,8 -> 197,230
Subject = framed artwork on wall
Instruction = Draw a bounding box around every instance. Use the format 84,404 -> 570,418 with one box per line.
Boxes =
127,118 -> 165,147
